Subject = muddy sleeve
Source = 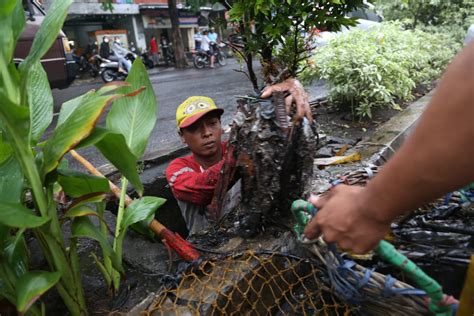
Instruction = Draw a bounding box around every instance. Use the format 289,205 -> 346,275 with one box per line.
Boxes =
166,158 -> 225,206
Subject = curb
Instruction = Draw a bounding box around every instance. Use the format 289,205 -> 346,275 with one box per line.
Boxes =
358,90 -> 433,165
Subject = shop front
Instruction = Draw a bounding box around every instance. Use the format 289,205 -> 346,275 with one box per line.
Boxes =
141,8 -> 198,52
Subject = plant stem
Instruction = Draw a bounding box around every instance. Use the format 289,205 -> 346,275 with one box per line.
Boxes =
114,177 -> 128,248
112,177 -> 129,291
97,202 -> 113,291
69,240 -> 87,312
34,230 -> 87,315
8,134 -> 48,217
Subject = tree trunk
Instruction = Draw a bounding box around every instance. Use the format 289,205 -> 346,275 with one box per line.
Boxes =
168,0 -> 188,68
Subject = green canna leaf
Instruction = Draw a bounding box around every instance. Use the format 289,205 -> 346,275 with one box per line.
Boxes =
0,156 -> 23,203
42,93 -> 120,175
27,62 -> 54,145
57,169 -> 110,198
0,202 -> 49,228
77,127 -> 144,195
120,196 -> 166,231
16,271 -> 61,313
106,58 -> 157,158
19,0 -> 73,72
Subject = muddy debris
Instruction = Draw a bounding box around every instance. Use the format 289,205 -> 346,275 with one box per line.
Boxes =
312,165 -> 474,298
211,92 -> 317,239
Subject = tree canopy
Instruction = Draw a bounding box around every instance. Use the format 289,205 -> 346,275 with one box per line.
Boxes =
225,0 -> 367,88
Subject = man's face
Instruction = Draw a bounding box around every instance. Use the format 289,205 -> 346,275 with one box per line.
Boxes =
180,113 -> 222,157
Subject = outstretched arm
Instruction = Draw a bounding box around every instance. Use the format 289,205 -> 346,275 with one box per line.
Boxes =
304,41 -> 474,254
260,78 -> 313,124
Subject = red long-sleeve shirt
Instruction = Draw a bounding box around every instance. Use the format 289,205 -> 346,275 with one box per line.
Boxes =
165,143 -> 227,206
150,37 -> 158,54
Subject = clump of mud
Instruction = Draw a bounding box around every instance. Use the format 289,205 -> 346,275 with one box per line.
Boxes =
212,92 -> 317,238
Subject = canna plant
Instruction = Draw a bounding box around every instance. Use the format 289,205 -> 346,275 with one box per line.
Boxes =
0,0 -> 164,314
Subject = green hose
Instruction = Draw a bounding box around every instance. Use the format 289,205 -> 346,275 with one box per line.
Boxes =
290,199 -> 315,238
376,240 -> 451,315
291,199 -> 454,316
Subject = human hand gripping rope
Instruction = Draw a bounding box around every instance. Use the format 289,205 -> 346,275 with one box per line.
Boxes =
291,186 -> 458,315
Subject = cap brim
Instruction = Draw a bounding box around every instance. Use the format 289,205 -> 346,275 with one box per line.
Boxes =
179,108 -> 224,129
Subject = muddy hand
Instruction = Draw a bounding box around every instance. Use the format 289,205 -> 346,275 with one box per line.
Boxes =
261,78 -> 313,124
303,185 -> 390,254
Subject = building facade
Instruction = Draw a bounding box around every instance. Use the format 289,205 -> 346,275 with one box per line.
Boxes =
59,0 -> 200,55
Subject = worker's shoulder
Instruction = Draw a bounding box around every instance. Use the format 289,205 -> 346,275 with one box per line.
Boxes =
166,155 -> 198,175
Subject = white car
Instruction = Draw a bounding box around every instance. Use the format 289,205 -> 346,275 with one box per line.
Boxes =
311,19 -> 380,47
311,5 -> 382,48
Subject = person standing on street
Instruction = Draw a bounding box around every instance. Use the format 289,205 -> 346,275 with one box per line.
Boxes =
149,35 -> 159,66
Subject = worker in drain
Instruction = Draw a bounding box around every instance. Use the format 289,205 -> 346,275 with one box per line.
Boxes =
304,41 -> 474,254
166,77 -> 313,235
165,96 -> 235,235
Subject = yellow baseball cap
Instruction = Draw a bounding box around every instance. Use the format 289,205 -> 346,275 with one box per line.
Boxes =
176,96 -> 224,129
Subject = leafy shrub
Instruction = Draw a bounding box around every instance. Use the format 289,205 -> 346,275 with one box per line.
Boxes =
376,0 -> 474,44
300,22 -> 460,118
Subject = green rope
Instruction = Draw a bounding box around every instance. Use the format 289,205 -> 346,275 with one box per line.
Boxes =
290,199 -> 453,316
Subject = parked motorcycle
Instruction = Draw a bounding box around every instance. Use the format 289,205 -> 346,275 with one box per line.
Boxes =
88,54 -> 107,78
99,52 -> 136,83
75,54 -> 96,78
140,49 -> 155,69
160,42 -> 175,66
193,42 -> 227,69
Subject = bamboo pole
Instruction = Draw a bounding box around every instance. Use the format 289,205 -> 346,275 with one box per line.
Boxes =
70,150 -> 166,237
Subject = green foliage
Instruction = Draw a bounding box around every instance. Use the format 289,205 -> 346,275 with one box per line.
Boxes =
226,0 -> 366,88
16,271 -> 61,313
301,23 -> 459,118
376,0 -> 474,43
57,169 -> 110,198
0,0 -> 164,314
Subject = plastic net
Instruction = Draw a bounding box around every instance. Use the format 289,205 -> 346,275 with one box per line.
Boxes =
140,164 -> 471,315
142,251 -> 352,315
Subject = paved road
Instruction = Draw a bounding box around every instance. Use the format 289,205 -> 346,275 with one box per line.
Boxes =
50,59 -> 263,170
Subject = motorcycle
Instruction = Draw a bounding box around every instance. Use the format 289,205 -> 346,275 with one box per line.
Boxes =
99,52 -> 136,83
88,54 -> 107,78
75,54 -> 96,78
140,49 -> 155,69
160,42 -> 175,66
193,42 -> 227,69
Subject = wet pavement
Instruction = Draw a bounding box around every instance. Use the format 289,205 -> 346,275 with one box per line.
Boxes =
49,59 -> 326,171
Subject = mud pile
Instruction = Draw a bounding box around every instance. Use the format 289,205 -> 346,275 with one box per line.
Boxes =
212,93 -> 317,238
